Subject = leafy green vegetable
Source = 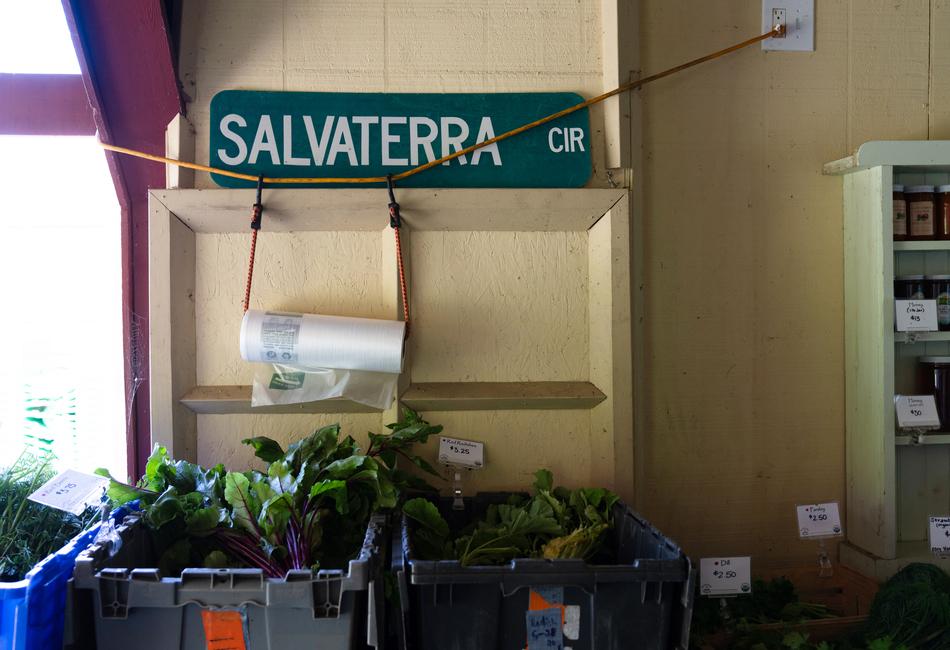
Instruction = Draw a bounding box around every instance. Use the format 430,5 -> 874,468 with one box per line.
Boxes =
865,564 -> 950,650
404,470 -> 618,566
101,407 -> 443,577
241,437 -> 285,463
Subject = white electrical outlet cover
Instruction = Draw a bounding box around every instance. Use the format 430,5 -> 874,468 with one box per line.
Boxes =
762,0 -> 815,52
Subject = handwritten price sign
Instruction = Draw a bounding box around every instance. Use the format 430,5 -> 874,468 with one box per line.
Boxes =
895,300 -> 938,332
896,395 -> 941,430
796,502 -> 843,539
930,517 -> 950,556
700,557 -> 752,597
438,437 -> 484,469
28,470 -> 109,515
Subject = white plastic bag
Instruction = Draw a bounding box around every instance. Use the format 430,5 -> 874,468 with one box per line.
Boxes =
250,364 -> 399,410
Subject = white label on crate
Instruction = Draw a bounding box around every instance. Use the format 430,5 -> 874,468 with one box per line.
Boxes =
699,557 -> 752,597
930,517 -> 950,556
438,437 -> 484,469
28,469 -> 109,515
796,502 -> 843,539
895,299 -> 938,332
896,395 -> 941,430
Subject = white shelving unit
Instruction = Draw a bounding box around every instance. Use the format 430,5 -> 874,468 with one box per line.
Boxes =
826,141 -> 950,580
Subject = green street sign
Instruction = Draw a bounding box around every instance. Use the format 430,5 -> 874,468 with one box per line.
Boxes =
209,90 -> 591,188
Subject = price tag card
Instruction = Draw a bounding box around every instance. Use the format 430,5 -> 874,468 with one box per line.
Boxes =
896,395 -> 941,430
895,299 -> 938,332
796,502 -> 843,539
699,557 -> 752,597
930,517 -> 950,556
201,610 -> 248,650
28,469 -> 108,515
438,437 -> 484,469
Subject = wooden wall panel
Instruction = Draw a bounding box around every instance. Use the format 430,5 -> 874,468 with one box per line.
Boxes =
640,0 -> 850,566
184,0 -> 609,189
407,231 -> 589,382
197,413 -> 383,470
194,232 -> 386,386
847,0 -> 930,149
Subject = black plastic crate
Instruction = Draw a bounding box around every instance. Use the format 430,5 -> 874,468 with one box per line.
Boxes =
394,494 -> 694,650
72,511 -> 386,650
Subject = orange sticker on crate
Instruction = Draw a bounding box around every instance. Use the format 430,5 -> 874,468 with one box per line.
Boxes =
201,610 -> 247,650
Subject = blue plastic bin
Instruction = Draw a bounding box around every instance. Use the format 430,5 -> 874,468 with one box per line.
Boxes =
0,504 -> 134,650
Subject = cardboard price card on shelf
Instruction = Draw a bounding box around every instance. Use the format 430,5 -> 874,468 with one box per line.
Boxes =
796,502 -> 843,539
895,299 -> 938,332
28,469 -> 109,515
699,557 -> 752,597
896,395 -> 941,430
930,517 -> 950,556
438,437 -> 484,469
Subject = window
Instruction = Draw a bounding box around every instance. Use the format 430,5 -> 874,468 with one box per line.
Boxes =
0,0 -> 126,479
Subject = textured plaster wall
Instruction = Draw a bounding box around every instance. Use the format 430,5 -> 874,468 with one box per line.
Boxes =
179,0 -> 606,491
638,0 -> 950,567
178,0 -> 950,565
180,0 -> 609,189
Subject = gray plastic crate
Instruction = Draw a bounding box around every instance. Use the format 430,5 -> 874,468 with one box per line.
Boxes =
72,512 -> 385,650
394,494 -> 695,650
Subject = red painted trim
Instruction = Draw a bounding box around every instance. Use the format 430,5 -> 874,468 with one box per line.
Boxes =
0,74 -> 94,135
62,0 -> 182,479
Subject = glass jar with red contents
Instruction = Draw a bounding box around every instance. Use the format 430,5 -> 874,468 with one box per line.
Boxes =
937,185 -> 950,240
907,185 -> 936,240
919,356 -> 950,431
893,184 -> 908,241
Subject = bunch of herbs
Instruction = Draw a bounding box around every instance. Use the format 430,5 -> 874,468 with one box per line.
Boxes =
0,453 -> 96,581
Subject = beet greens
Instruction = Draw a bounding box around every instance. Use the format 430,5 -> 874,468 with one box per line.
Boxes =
97,408 -> 441,576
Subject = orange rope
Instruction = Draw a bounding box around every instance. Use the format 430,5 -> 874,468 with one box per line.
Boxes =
243,205 -> 261,312
393,226 -> 410,335
98,25 -> 783,185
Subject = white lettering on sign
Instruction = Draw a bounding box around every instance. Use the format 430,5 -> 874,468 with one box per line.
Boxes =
409,116 -> 438,166
896,395 -> 941,430
249,114 -> 279,166
217,114 -> 505,168
930,517 -> 950,556
381,116 -> 408,166
28,470 -> 109,515
470,117 -> 501,166
438,436 -> 485,469
700,557 -> 752,597
441,117 -> 469,166
282,115 -> 310,166
548,127 -> 587,153
218,114 -> 248,165
303,115 -> 334,166
895,299 -> 938,332
328,116 -> 358,166
797,502 -> 843,539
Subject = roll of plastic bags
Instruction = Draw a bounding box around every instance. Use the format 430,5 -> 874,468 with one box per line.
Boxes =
240,310 -> 405,374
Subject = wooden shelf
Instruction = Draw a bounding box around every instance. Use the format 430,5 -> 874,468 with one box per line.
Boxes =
400,381 -> 606,411
893,240 -> 950,252
895,330 -> 950,343
180,381 -> 607,414
180,385 -> 381,414
824,141 -> 950,175
841,540 -> 950,582
895,433 -> 950,446
151,188 -> 626,233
